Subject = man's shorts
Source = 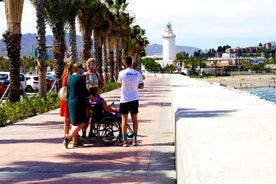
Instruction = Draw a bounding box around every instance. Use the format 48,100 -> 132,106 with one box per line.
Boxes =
119,100 -> 139,115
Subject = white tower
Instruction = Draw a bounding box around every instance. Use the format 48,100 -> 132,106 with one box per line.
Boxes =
162,22 -> 176,66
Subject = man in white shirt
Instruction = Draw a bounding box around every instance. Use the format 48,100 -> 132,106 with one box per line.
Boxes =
117,56 -> 144,147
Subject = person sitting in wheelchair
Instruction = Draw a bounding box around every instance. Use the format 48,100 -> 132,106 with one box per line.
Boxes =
88,86 -> 120,125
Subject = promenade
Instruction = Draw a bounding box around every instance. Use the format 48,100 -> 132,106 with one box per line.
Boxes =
0,75 -> 175,184
2,73 -> 276,184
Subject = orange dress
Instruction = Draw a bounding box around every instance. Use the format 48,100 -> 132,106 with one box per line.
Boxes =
60,74 -> 69,117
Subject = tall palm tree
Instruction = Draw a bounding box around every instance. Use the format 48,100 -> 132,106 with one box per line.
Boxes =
106,36 -> 115,82
175,52 -> 185,72
91,1 -> 106,75
44,0 -> 75,91
105,0 -> 132,78
101,7 -> 115,83
30,0 -> 47,97
2,0 -> 24,102
78,0 -> 97,61
68,0 -> 81,63
92,1 -> 113,79
124,25 -> 149,71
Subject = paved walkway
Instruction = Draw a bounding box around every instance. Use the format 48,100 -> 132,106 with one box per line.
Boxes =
0,75 -> 176,184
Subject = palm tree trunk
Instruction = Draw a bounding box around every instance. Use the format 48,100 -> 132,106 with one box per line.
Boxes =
93,29 -> 103,75
102,37 -> 109,83
107,37 -> 115,82
114,36 -> 122,79
82,34 -> 92,61
3,0 -> 24,102
2,32 -> 21,102
69,20 -> 78,62
53,38 -> 66,91
36,0 -> 47,98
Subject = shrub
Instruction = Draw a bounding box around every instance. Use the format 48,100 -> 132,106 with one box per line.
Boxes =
0,93 -> 60,126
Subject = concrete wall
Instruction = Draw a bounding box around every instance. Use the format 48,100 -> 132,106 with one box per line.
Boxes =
171,74 -> 276,184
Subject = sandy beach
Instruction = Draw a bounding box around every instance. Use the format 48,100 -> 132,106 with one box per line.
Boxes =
198,74 -> 276,89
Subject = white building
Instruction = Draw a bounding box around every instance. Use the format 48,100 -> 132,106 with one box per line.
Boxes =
158,22 -> 176,67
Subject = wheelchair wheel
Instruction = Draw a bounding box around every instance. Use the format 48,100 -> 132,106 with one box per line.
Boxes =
97,117 -> 121,145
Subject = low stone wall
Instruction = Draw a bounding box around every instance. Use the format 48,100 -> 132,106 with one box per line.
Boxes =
171,74 -> 276,184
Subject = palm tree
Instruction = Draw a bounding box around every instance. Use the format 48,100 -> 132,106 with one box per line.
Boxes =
68,0 -> 81,63
78,0 -> 97,61
124,25 -> 149,71
91,1 -> 110,75
106,36 -> 115,81
44,0 -> 75,91
105,0 -> 132,78
30,0 -> 47,97
2,0 -> 24,102
92,1 -> 114,81
175,52 -> 185,72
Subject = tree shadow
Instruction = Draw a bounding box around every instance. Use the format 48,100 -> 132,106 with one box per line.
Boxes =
175,108 -> 237,122
0,143 -> 175,183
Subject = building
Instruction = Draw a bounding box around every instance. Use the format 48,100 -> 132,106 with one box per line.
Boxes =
158,22 -> 176,67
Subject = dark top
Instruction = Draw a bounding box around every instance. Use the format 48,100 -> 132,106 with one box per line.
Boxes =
68,74 -> 88,125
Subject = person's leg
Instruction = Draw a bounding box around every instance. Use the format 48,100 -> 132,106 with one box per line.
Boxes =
82,107 -> 90,138
121,114 -> 128,143
88,119 -> 95,138
131,113 -> 138,146
129,100 -> 139,146
131,113 -> 138,139
64,123 -> 87,148
64,116 -> 70,135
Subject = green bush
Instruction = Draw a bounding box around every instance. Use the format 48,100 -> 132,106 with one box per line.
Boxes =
102,82 -> 118,92
0,93 -> 60,126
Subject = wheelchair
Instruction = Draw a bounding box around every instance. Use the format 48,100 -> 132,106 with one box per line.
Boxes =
88,102 -> 134,145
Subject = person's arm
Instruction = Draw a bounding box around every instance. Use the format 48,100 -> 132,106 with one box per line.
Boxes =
102,99 -> 119,113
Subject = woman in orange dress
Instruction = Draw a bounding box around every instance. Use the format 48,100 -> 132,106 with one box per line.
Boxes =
60,61 -> 74,143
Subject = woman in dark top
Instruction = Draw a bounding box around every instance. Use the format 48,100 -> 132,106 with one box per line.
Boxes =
64,63 -> 88,148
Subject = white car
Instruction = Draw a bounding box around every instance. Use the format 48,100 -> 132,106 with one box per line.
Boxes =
25,75 -> 52,92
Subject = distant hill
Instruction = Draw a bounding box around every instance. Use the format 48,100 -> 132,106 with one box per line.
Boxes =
0,33 -> 83,57
0,34 -> 275,57
145,43 -> 200,56
270,41 -> 276,46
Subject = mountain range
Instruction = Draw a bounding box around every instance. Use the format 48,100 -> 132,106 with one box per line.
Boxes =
1,33 -> 275,57
0,33 -> 200,57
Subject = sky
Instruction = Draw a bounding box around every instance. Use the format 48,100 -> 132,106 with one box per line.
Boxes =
1,0 -> 276,50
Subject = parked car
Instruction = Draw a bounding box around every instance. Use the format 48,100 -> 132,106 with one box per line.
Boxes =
46,74 -> 55,86
0,72 -> 9,90
0,82 -> 5,98
46,72 -> 55,79
25,75 -> 52,92
0,72 -> 26,95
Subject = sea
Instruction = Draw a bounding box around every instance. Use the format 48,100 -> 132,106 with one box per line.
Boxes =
244,88 -> 276,104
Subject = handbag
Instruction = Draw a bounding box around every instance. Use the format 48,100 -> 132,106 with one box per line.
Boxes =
58,86 -> 68,100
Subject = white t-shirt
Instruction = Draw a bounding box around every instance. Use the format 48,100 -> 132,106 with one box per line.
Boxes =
117,68 -> 143,103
